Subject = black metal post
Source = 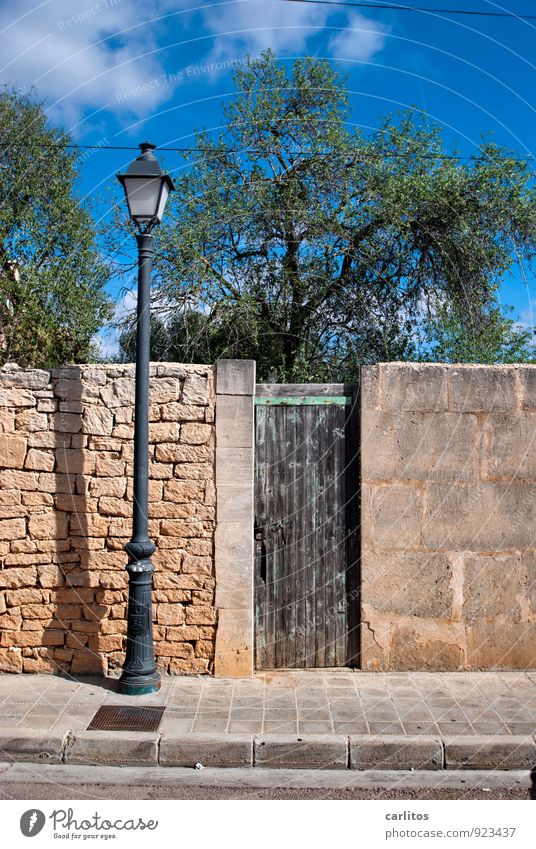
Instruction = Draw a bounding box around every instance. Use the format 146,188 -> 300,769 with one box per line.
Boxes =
118,232 -> 160,695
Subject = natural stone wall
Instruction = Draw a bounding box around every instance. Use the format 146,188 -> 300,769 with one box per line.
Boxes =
361,363 -> 536,671
0,362 -> 215,676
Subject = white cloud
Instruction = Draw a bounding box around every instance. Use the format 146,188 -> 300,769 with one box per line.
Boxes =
327,12 -> 388,62
0,0 -> 183,128
200,0 -> 387,66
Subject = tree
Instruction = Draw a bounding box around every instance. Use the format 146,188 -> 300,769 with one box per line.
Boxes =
142,51 -> 536,380
0,88 -> 113,368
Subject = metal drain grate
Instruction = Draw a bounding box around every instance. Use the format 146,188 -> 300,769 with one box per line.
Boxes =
87,705 -> 165,732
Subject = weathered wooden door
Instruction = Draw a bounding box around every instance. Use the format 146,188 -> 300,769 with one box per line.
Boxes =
254,384 -> 360,668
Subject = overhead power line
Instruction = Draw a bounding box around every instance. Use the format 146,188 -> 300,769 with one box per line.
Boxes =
286,0 -> 536,20
0,140 -> 534,163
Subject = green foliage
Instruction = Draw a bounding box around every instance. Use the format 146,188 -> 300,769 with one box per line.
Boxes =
120,51 -> 536,378
0,87 -> 112,368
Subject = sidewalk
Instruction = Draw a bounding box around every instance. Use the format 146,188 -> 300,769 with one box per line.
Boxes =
0,670 -> 535,771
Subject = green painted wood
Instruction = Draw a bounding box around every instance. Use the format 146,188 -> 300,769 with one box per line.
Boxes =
255,396 -> 351,406
254,383 -> 360,669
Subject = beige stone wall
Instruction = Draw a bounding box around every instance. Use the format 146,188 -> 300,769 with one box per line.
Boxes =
0,362 -> 215,676
361,363 -> 536,671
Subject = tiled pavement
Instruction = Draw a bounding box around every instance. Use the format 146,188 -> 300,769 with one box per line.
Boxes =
0,670 -> 535,738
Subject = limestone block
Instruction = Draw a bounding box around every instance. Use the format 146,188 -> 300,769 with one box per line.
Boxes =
360,365 -> 380,410
21,492 -> 52,507
95,454 -> 125,476
28,431 -> 70,449
483,413 -> 536,479
160,519 -> 204,537
216,360 -> 255,396
55,448 -> 95,475
520,367 -> 536,409
389,624 -> 464,671
168,657 -> 210,674
155,444 -> 211,463
462,553 -> 522,622
0,366 -> 49,391
38,473 -> 76,493
148,422 -> 180,443
15,410 -> 48,432
161,402 -> 205,422
89,477 -> 127,498
0,647 -> 22,672
36,398 -> 57,413
24,448 -> 55,472
216,448 -> 253,486
362,552 -> 453,618
149,502 -> 196,519
466,621 -> 536,668
50,413 -> 82,433
0,434 -> 27,468
0,409 -> 14,432
361,483 -> 422,548
379,363 -> 448,412
99,377 -> 135,407
28,512 -> 68,540
423,482 -> 536,550
0,518 -> 26,540
148,462 -> 173,480
362,412 -> 480,482
83,407 -> 114,435
181,423 -> 213,445
0,567 -> 37,589
214,608 -> 252,677
214,395 -> 253,449
173,462 -> 213,480
450,366 -> 518,412
149,378 -> 183,404
99,497 -> 131,518
156,604 -> 185,625
163,480 -> 204,503
154,642 -> 194,658
0,389 -> 35,407
182,374 -> 209,404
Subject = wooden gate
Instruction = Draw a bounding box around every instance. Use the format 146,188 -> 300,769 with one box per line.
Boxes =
254,384 -> 360,669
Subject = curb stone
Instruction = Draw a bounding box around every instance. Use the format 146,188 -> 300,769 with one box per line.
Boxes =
444,735 -> 536,770
160,734 -> 253,767
63,731 -> 159,766
0,728 -> 67,764
254,735 -> 348,769
349,735 -> 444,770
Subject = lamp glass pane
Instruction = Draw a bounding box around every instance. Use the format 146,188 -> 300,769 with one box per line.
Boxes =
122,176 -> 161,220
155,182 -> 171,223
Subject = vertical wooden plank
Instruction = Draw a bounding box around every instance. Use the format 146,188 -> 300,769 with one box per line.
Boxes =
334,403 -> 348,667
314,405 -> 327,666
294,403 -> 308,667
265,403 -> 278,669
324,404 -> 341,667
345,386 -> 361,666
284,404 -> 297,668
273,405 -> 288,669
305,405 -> 319,667
254,404 -> 267,669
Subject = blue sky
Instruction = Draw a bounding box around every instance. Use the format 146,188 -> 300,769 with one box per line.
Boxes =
2,0 -> 536,353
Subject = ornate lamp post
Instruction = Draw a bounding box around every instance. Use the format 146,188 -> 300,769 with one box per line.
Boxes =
116,142 -> 175,695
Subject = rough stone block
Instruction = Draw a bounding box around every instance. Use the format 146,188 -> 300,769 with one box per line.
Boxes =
379,363 -> 448,412
181,423 -> 213,445
450,366 -> 518,412
83,407 -> 114,435
160,735 -> 252,767
99,377 -> 134,408
0,518 -> 25,540
0,435 -> 27,469
28,511 -> 68,540
362,552 -> 453,618
362,412 -> 480,481
0,567 -> 37,589
520,367 -> 536,409
254,735 -> 347,769
65,731 -> 158,765
24,448 -> 55,472
350,735 -> 443,770
362,483 -> 422,548
150,378 -> 183,404
483,413 -> 536,479
0,389 -> 35,407
463,553 -> 522,622
423,482 -> 536,550
444,735 -> 536,770
466,621 -> 536,668
389,623 -> 464,671
50,413 -> 82,433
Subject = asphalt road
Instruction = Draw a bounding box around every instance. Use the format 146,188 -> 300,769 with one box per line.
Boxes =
0,781 -> 531,800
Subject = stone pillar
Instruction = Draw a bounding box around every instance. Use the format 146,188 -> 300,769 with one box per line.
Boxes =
213,359 -> 256,677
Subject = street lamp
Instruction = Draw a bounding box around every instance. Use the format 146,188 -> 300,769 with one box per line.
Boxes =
116,142 -> 175,695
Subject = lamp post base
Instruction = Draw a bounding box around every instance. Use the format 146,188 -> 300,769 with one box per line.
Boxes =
117,671 -> 161,696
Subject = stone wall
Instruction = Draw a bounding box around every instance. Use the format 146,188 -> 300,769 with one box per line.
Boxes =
0,362 -> 215,676
361,363 -> 536,671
